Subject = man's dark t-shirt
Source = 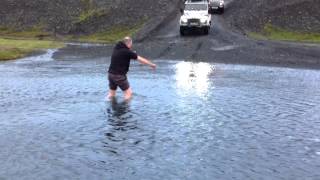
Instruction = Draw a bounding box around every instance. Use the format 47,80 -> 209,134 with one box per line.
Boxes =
108,41 -> 138,75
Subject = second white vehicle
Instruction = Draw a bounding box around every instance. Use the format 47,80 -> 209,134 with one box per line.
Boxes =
180,2 -> 212,35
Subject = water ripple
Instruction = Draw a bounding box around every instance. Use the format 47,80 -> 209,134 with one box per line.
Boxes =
1,58 -> 320,179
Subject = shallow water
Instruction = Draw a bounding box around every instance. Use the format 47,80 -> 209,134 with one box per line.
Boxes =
1,50 -> 320,180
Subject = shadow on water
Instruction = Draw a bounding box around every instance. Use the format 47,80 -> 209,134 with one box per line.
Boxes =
106,98 -> 137,133
102,98 -> 157,159
108,98 -> 131,121
102,98 -> 140,155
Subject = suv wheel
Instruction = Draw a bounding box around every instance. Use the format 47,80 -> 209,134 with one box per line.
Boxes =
180,28 -> 185,36
203,27 -> 209,35
219,7 -> 224,14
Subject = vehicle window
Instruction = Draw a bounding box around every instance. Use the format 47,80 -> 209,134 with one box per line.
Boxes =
185,4 -> 207,11
188,0 -> 206,2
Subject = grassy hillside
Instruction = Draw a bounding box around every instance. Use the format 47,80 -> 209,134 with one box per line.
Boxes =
0,0 -> 180,60
225,0 -> 320,42
250,24 -> 320,43
0,38 -> 64,60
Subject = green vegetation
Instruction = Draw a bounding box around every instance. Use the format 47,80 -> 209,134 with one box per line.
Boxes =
75,0 -> 107,24
81,0 -> 94,10
249,24 -> 320,43
0,25 -> 63,60
75,23 -> 145,43
0,25 -> 52,40
0,15 -> 146,60
0,38 -> 64,60
0,22 -> 144,60
76,9 -> 107,23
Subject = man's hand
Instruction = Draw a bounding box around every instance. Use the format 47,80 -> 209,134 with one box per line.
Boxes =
150,63 -> 156,70
138,56 -> 156,70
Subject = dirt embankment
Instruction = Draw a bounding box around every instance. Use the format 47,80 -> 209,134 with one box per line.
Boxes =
0,0 -> 319,40
225,0 -> 320,33
0,0 -> 180,39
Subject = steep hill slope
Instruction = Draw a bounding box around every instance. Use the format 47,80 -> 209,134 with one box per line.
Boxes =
0,0 -> 180,40
0,0 -> 319,41
225,0 -> 320,34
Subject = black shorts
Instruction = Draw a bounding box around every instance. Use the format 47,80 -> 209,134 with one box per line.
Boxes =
108,73 -> 130,91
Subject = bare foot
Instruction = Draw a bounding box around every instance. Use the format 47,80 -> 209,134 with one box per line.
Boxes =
124,95 -> 132,101
106,94 -> 116,101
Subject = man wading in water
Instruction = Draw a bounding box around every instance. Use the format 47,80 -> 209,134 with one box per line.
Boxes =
107,36 -> 156,100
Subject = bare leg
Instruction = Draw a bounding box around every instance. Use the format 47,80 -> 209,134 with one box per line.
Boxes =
107,89 -> 116,99
124,88 -> 133,100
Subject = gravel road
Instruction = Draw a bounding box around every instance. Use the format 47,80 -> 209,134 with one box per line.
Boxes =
56,0 -> 320,69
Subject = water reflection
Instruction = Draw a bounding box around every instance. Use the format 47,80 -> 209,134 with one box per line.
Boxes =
175,61 -> 214,96
104,99 -> 143,156
106,98 -> 136,132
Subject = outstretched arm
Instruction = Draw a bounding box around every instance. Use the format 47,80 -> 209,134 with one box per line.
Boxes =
137,56 -> 156,69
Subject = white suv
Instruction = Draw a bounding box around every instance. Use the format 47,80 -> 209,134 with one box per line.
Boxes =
180,2 -> 212,35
